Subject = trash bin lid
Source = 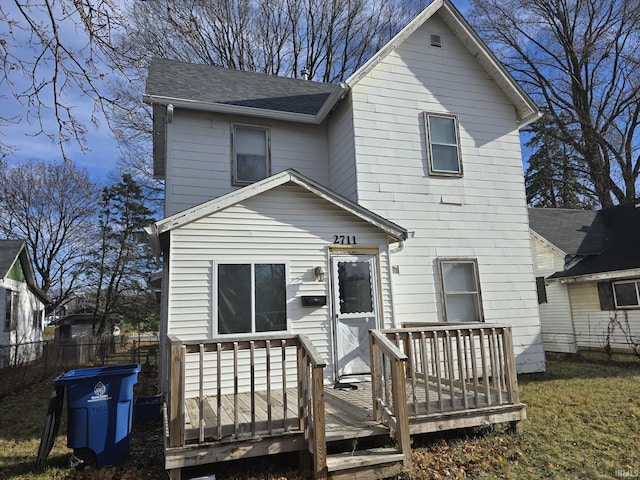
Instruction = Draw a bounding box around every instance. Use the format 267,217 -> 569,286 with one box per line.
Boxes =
53,364 -> 141,385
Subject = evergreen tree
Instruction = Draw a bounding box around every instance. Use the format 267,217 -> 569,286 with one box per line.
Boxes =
87,174 -> 156,339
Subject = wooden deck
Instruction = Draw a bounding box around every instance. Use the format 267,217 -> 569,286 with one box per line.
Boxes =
182,378 -> 522,444
182,383 -> 386,445
164,324 -> 526,480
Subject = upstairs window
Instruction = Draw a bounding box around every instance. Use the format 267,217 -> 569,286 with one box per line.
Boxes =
425,113 -> 462,176
232,125 -> 270,185
612,279 -> 640,308
438,259 -> 483,322
217,263 -> 287,335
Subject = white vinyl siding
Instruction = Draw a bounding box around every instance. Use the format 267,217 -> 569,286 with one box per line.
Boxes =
350,15 -> 545,373
327,94 -> 358,202
165,110 -> 330,216
167,184 -> 394,395
567,282 -> 640,352
530,235 -> 576,353
0,279 -> 45,364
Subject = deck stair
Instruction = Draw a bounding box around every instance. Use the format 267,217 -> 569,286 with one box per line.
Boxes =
326,446 -> 406,480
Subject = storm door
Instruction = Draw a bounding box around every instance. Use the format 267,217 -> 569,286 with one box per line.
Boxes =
331,254 -> 380,380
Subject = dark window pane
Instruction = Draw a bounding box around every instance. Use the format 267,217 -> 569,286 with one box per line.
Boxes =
218,264 -> 251,334
236,154 -> 267,182
235,127 -> 267,183
442,262 -> 477,292
429,116 -> 456,144
255,264 -> 287,332
337,261 -> 373,314
614,282 -> 639,306
431,144 -> 460,172
445,294 -> 480,322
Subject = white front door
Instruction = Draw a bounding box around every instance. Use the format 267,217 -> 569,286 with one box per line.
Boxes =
331,253 -> 380,380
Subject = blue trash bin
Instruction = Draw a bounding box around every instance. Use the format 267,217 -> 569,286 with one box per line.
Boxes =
53,364 -> 141,468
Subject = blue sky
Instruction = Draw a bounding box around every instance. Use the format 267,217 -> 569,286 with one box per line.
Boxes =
3,0 -> 471,183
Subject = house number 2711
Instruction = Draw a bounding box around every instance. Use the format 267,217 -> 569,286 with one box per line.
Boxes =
333,235 -> 357,245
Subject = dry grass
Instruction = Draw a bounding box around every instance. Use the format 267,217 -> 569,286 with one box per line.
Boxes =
402,354 -> 640,479
0,355 -> 638,479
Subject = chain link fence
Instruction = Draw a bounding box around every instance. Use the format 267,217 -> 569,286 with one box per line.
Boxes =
0,336 -> 159,397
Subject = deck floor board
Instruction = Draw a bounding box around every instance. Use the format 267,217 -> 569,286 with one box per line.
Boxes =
182,378 -> 516,444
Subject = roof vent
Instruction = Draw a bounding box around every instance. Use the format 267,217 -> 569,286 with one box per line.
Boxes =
300,67 -> 310,80
430,34 -> 442,48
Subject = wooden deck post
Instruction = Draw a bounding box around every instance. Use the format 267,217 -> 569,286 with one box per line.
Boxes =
167,335 -> 185,480
168,335 -> 185,448
311,365 -> 327,480
390,351 -> 411,466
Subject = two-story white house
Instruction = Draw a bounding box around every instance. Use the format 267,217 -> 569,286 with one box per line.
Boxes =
145,0 -> 545,387
144,1 -> 546,477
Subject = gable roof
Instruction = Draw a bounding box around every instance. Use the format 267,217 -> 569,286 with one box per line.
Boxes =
345,0 -> 540,128
0,240 -> 25,280
0,239 -> 49,303
148,169 -> 408,253
144,58 -> 348,123
528,208 -> 601,256
529,203 -> 640,282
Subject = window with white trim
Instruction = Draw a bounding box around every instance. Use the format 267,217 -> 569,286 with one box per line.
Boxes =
612,279 -> 640,308
232,125 -> 270,185
425,113 -> 462,176
438,259 -> 483,322
217,263 -> 287,335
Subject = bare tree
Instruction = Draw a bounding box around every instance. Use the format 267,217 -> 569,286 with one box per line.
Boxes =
0,161 -> 98,304
0,0 -> 129,163
110,0 -> 425,185
470,0 -> 640,208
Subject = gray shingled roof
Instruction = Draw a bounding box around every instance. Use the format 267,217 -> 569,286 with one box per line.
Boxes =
530,203 -> 640,279
0,240 -> 25,279
144,58 -> 343,116
528,208 -> 601,255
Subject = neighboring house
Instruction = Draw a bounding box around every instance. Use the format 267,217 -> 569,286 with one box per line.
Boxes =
144,1 -> 546,477
0,240 -> 48,367
530,202 -> 640,355
54,307 -> 96,340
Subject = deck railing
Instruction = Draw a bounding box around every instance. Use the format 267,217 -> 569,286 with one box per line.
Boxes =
369,330 -> 412,467
381,323 -> 520,419
166,333 -> 327,467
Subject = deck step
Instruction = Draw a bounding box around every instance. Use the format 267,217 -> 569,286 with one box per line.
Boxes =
326,447 -> 406,480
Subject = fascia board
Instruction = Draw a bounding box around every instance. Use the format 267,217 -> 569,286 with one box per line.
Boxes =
547,268 -> 640,284
152,170 -> 408,242
154,172 -> 293,234
345,0 -> 444,87
529,229 -> 567,258
438,1 -> 540,126
143,94 -> 332,124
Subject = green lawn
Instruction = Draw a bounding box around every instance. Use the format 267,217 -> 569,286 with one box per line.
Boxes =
0,356 -> 638,479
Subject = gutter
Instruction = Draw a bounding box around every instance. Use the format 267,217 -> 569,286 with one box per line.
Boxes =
143,84 -> 349,125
